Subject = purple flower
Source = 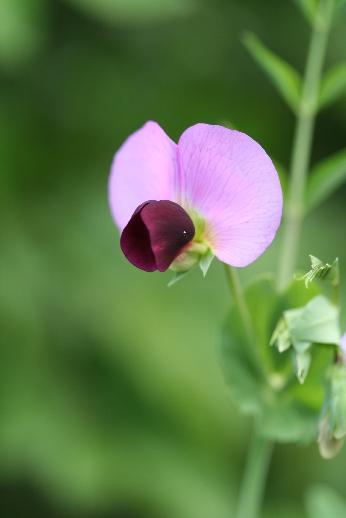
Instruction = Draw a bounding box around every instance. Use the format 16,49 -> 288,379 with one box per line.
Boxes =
109,122 -> 283,272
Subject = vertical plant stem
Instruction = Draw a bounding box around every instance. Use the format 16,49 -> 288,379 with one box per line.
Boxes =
278,0 -> 335,289
223,264 -> 265,378
223,264 -> 253,345
235,431 -> 273,518
223,264 -> 272,517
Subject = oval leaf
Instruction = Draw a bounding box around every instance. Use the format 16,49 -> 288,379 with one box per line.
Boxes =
306,149 -> 346,213
319,62 -> 346,109
243,32 -> 302,112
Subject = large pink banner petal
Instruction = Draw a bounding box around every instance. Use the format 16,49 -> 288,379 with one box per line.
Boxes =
109,121 -> 178,230
178,124 -> 283,266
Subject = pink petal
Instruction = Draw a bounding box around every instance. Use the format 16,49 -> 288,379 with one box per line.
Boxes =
109,121 -> 178,230
177,124 -> 283,267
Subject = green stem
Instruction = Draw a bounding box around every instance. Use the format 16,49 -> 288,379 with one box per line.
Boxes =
223,265 -> 272,517
235,431 -> 273,518
223,264 -> 266,379
278,0 -> 334,289
223,264 -> 253,345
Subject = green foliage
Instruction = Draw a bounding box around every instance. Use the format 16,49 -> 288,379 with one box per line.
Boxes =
285,296 -> 339,347
0,198 -> 236,517
271,295 -> 340,383
318,414 -> 345,458
336,0 -> 346,8
295,0 -> 346,25
306,149 -> 346,212
299,255 -> 339,289
319,62 -> 346,108
198,250 -> 214,277
0,0 -> 46,68
169,243 -> 214,282
66,0 -> 195,24
243,32 -> 302,113
329,364 -> 346,440
296,350 -> 312,384
220,277 -> 334,443
306,485 -> 346,518
318,363 -> 346,458
167,270 -> 190,287
294,0 -> 318,24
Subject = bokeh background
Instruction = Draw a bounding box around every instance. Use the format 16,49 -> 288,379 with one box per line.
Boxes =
1,0 -> 346,517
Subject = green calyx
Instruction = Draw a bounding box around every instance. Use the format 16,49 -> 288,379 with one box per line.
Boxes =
168,210 -> 215,285
188,210 -> 206,242
169,241 -> 213,274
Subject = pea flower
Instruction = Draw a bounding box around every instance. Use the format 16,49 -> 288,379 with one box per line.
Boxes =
109,122 -> 283,273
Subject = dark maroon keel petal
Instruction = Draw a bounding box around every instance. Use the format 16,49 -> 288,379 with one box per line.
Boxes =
120,202 -> 157,272
120,200 -> 195,272
141,201 -> 195,271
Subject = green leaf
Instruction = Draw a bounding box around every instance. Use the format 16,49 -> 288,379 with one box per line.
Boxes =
270,317 -> 291,352
294,0 -> 318,24
319,62 -> 346,109
243,32 -> 302,112
306,486 -> 346,518
271,295 -> 339,383
198,250 -> 214,277
220,277 -> 283,415
318,414 -> 344,458
296,350 -> 312,383
319,423 -> 345,459
299,255 -> 339,289
317,364 -> 346,458
272,295 -> 340,351
290,346 -> 333,409
220,277 -> 329,443
167,271 -> 190,287
328,364 -> 346,440
287,295 -> 340,347
220,298 -> 263,414
260,400 -> 318,442
306,149 -> 346,213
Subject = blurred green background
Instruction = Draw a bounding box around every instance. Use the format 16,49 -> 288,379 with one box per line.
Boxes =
1,0 -> 346,517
